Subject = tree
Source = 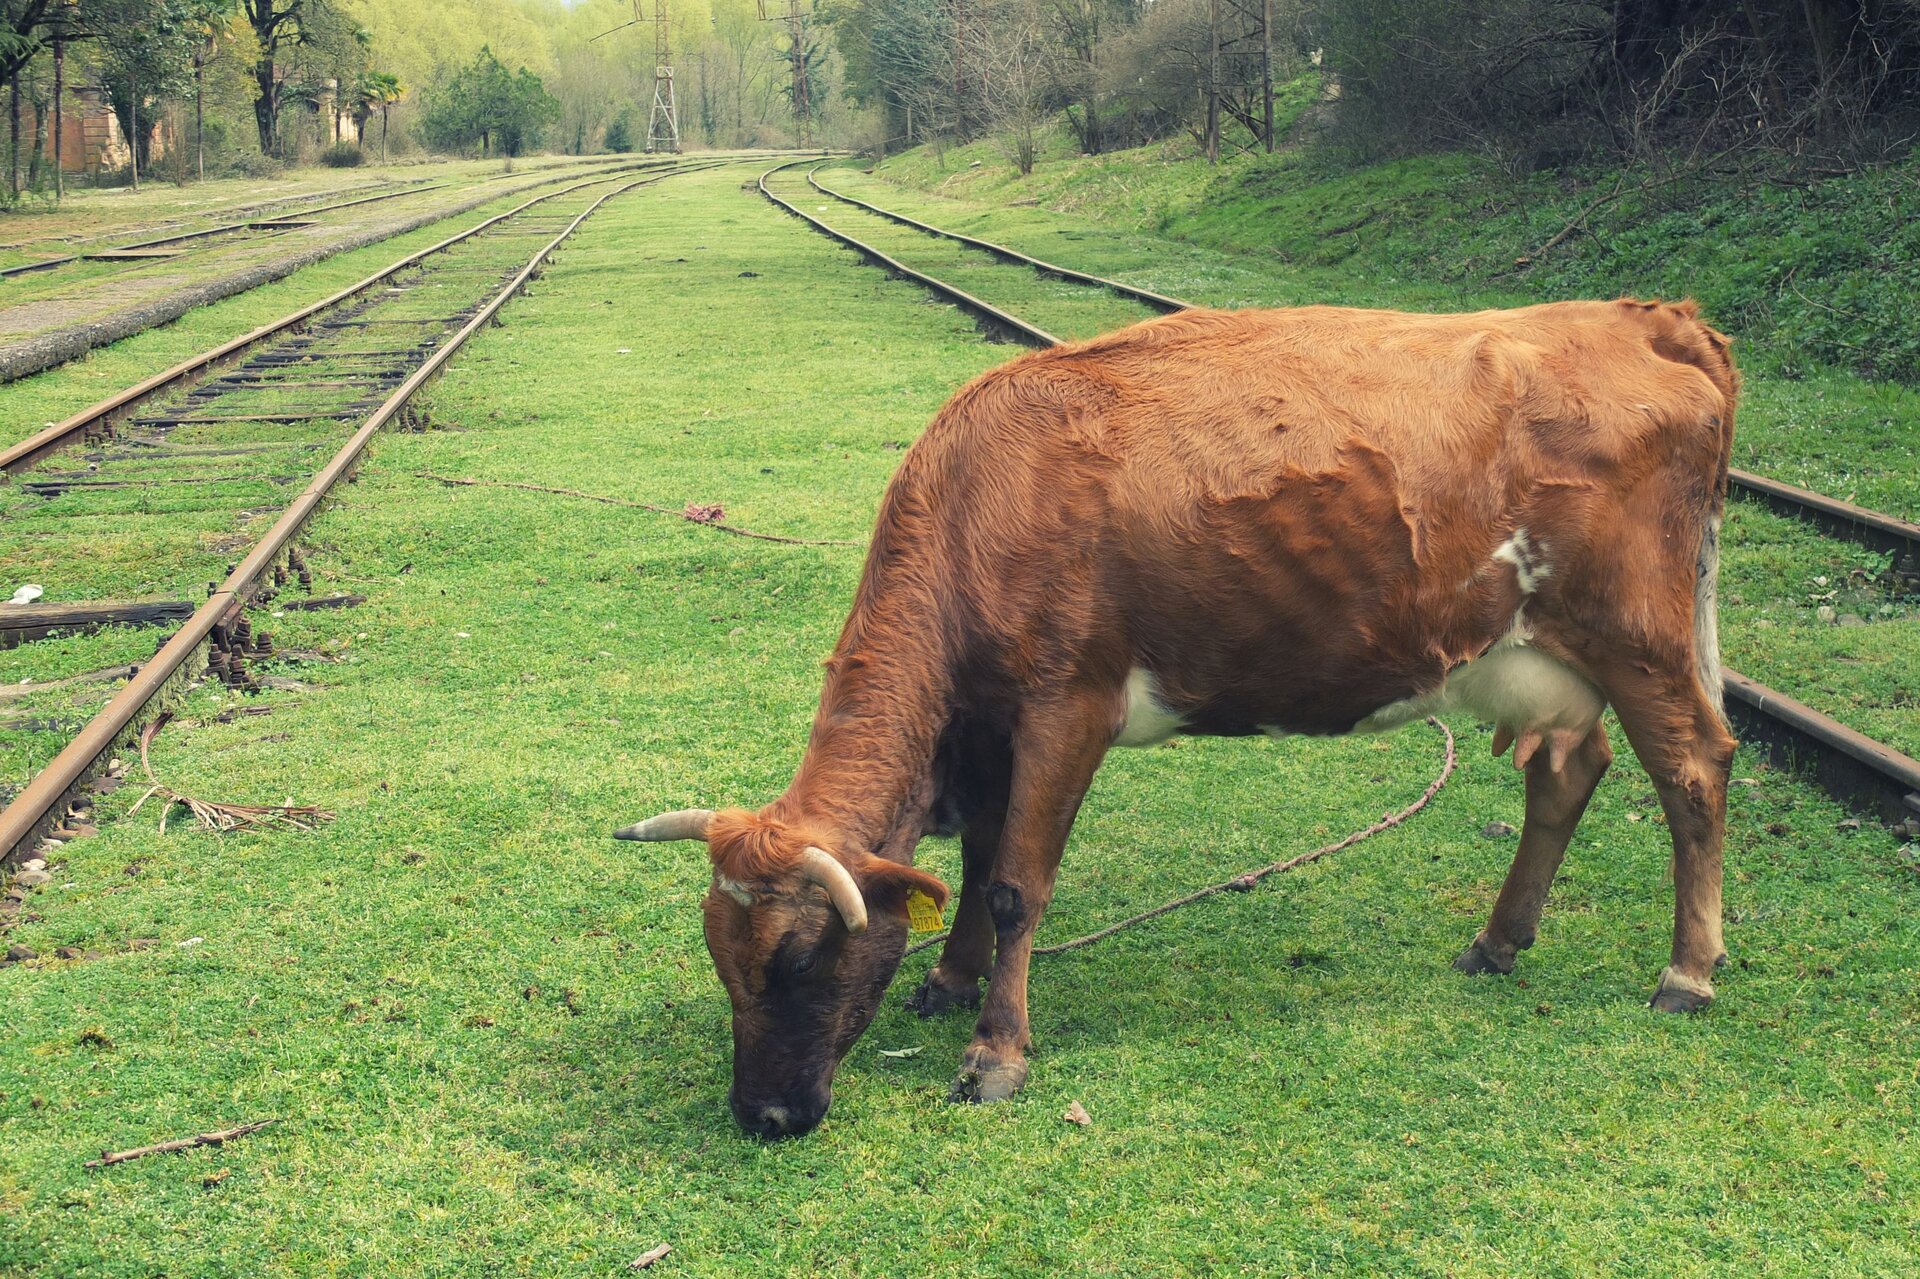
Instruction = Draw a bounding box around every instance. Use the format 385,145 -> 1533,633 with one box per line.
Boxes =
352,67 -> 399,160
971,0 -> 1053,173
244,0 -> 328,155
186,1 -> 233,180
85,0 -> 198,187
418,45 -> 556,157
1,2 -> 54,85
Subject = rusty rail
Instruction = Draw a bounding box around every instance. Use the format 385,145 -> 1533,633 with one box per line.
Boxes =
763,160 -> 1920,828
805,167 -> 1188,314
758,161 -> 1060,347
0,174 -> 657,863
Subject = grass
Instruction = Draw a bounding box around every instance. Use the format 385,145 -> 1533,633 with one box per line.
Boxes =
1,164 -> 1917,1277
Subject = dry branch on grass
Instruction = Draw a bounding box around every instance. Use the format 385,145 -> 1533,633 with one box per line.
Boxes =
85,1119 -> 277,1169
127,715 -> 333,835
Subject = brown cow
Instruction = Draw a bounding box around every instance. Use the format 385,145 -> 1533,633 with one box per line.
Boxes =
619,300 -> 1740,1137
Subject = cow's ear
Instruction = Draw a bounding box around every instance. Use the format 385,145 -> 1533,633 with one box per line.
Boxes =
857,857 -> 950,917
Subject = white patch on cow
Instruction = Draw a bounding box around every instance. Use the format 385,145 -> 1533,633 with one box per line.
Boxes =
1355,619 -> 1603,737
1492,527 -> 1551,595
714,874 -> 754,908
1114,667 -> 1186,747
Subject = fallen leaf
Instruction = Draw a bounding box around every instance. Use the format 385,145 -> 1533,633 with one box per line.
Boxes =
878,1046 -> 922,1059
630,1243 -> 671,1270
1062,1101 -> 1091,1126
202,1168 -> 230,1190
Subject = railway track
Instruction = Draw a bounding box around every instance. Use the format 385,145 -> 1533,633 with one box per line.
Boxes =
0,181 -> 459,280
760,160 -> 1920,830
0,155 -> 647,278
0,160 -> 720,474
0,159 -> 671,286
0,158 -> 747,862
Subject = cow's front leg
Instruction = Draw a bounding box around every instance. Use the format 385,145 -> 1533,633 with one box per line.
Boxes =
909,808 -> 1002,1017
950,691 -> 1111,1103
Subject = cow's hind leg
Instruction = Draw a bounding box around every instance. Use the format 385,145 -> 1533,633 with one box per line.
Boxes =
1594,660 -> 1736,1011
1456,721 -> 1612,976
950,689 -> 1111,1103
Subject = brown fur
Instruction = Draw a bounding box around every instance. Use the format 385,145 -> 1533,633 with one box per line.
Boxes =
696,300 -> 1741,1135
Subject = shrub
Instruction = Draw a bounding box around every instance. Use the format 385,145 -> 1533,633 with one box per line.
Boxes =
320,142 -> 364,168
604,113 -> 634,154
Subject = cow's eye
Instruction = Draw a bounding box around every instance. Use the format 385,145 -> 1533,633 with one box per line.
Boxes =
791,952 -> 818,977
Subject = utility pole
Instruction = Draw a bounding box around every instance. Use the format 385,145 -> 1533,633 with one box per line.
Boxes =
759,1 -> 812,147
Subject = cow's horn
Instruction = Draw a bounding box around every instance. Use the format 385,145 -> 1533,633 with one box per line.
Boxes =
800,846 -> 869,935
613,808 -> 716,842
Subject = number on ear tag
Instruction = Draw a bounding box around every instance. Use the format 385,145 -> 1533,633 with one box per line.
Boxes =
905,889 -> 945,933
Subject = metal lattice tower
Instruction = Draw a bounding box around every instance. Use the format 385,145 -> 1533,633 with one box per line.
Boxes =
646,0 -> 681,154
591,1 -> 680,153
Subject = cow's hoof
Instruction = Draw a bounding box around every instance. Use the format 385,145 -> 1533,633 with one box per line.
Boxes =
1452,934 -> 1516,976
906,969 -> 981,1018
1649,966 -> 1714,1013
948,1049 -> 1028,1104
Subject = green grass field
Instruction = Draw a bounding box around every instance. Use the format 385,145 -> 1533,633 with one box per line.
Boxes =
2,164 -> 1917,1277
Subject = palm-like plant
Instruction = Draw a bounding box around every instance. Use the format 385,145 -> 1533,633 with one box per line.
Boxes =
354,68 -> 402,162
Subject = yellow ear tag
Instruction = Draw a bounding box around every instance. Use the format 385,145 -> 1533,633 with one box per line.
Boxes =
905,889 -> 945,933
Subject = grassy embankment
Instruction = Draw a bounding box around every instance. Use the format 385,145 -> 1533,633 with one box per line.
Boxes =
1,162 -> 1915,1277
831,140 -> 1920,759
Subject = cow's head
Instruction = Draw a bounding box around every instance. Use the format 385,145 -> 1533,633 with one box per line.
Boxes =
616,806 -> 948,1138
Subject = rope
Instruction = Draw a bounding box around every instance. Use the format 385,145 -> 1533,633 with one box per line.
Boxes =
904,716 -> 1458,960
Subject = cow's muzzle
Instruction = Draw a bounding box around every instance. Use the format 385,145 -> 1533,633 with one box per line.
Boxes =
729,1085 -> 829,1139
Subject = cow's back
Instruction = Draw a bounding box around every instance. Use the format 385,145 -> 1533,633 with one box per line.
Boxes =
895,300 -> 1737,723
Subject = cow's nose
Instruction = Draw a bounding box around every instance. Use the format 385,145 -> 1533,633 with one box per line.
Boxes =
730,1090 -> 825,1139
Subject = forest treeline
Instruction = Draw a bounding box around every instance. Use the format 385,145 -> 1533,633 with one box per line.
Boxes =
0,0 -> 846,194
839,0 -> 1920,170
3,1 -> 1917,198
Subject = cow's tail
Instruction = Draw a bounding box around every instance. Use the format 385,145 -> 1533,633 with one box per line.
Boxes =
1695,513 -> 1725,721
1673,300 -> 1736,724
1634,298 -> 1736,723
